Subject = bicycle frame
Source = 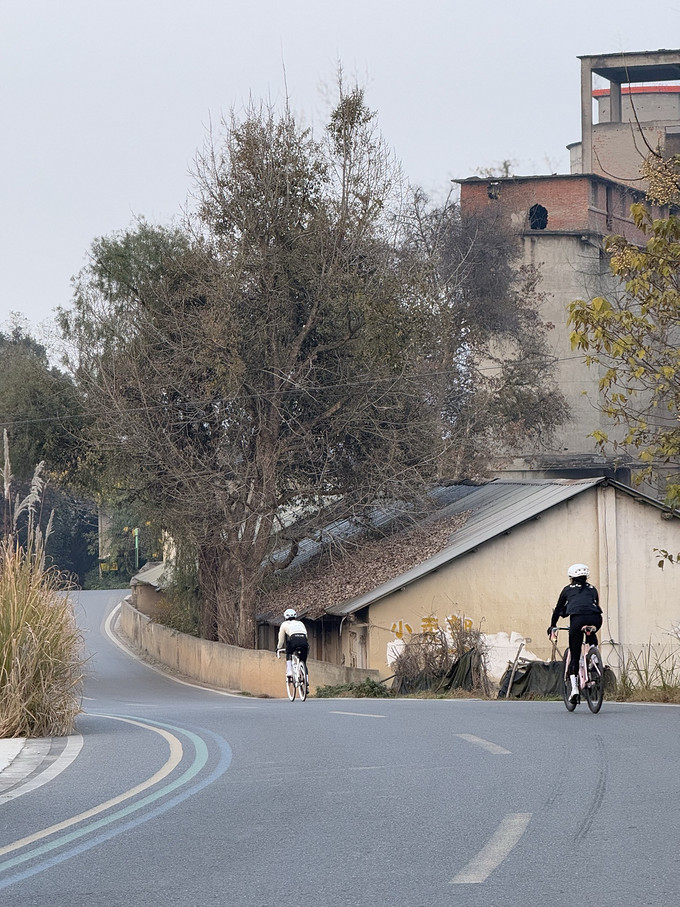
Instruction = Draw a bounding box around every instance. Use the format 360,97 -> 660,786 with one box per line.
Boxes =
553,625 -> 604,713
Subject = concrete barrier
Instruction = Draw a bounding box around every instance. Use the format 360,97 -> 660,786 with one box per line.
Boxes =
119,598 -> 380,698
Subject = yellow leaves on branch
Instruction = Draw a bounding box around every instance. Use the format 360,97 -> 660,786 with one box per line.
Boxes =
641,154 -> 680,207
567,170 -> 680,491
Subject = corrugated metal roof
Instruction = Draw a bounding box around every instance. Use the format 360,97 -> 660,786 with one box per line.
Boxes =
130,561 -> 168,590
269,483 -> 482,572
325,478 -> 605,617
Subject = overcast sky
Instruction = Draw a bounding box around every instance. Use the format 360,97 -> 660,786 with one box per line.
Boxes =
2,0 -> 680,338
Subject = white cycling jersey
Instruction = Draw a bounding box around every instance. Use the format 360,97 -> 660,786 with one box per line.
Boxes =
277,619 -> 307,650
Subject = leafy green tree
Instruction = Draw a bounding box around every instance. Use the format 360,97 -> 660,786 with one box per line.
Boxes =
0,324 -> 83,481
569,198 -> 680,503
0,325 -> 99,581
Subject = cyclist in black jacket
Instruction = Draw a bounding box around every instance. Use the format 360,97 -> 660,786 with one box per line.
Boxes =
548,563 -> 602,703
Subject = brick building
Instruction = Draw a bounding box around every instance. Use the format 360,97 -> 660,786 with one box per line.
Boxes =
457,49 -> 680,486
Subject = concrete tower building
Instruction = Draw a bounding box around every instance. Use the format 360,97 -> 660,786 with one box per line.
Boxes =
457,49 -> 680,486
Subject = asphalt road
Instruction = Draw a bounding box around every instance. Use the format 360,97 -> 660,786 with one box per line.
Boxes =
1,590 -> 679,907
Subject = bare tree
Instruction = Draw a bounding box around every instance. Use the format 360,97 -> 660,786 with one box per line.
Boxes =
61,88 -> 437,646
60,85 -> 567,648
400,191 -> 568,477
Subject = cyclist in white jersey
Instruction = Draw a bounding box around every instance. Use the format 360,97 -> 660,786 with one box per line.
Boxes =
277,609 -> 309,682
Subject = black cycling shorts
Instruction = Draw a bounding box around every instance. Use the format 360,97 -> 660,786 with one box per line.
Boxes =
285,633 -> 309,661
567,613 -> 602,675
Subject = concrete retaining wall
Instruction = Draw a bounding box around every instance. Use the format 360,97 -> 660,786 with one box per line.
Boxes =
119,598 -> 380,698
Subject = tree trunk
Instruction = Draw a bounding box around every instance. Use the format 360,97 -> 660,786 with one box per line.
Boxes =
237,569 -> 259,649
197,543 -> 237,643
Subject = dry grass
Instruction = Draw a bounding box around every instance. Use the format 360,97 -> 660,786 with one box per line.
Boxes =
392,621 -> 491,697
0,537 -> 84,737
1,433 -> 85,737
615,643 -> 680,704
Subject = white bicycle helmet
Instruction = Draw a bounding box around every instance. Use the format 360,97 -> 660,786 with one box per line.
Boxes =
283,608 -> 297,620
567,563 -> 589,579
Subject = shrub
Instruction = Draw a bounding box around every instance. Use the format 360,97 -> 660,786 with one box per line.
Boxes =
153,558 -> 201,637
0,540 -> 84,736
392,620 -> 491,697
617,642 -> 680,703
315,678 -> 393,698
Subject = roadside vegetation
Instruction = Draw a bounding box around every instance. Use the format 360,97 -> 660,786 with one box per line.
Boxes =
315,678 -> 393,698
0,434 -> 84,737
615,643 -> 680,703
58,77 -> 565,647
314,631 -> 680,704
391,621 -> 491,697
316,620 -> 491,699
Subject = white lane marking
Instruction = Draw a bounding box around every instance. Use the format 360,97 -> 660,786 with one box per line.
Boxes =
457,733 -> 511,755
451,813 -> 532,884
104,603 -> 245,698
330,711 -> 386,719
0,716 -> 181,856
0,737 -> 83,804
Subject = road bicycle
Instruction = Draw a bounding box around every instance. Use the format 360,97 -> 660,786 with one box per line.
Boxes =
552,625 -> 604,713
278,647 -> 308,701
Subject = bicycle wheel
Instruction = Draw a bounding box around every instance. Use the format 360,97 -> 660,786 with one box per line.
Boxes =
563,649 -> 577,711
286,657 -> 297,701
298,661 -> 308,701
585,647 -> 604,713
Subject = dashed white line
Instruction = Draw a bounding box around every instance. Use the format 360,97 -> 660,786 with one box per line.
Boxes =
330,711 -> 386,718
457,733 -> 511,755
451,813 -> 532,884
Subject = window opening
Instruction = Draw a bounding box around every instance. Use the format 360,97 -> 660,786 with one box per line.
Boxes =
529,204 -> 548,230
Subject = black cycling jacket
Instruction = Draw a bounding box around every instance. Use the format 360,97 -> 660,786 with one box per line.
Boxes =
550,582 -> 601,627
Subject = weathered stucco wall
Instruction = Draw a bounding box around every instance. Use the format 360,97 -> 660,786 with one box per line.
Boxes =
611,491 -> 680,649
131,583 -> 167,619
348,486 -> 680,679
363,492 -> 598,675
119,598 -> 379,698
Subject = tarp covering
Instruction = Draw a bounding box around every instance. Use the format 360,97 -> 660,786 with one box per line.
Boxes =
391,649 -> 480,695
498,661 -> 617,699
438,649 -> 482,693
498,661 -> 563,699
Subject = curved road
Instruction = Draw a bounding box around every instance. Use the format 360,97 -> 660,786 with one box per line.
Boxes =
1,590 -> 679,906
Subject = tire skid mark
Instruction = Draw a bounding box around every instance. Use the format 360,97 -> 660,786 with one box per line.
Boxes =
544,743 -> 571,809
574,735 -> 607,841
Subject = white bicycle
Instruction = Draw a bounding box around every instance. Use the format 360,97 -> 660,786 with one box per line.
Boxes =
278,647 -> 308,701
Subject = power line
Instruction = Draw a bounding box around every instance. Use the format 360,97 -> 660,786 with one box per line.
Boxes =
0,353 -> 590,431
